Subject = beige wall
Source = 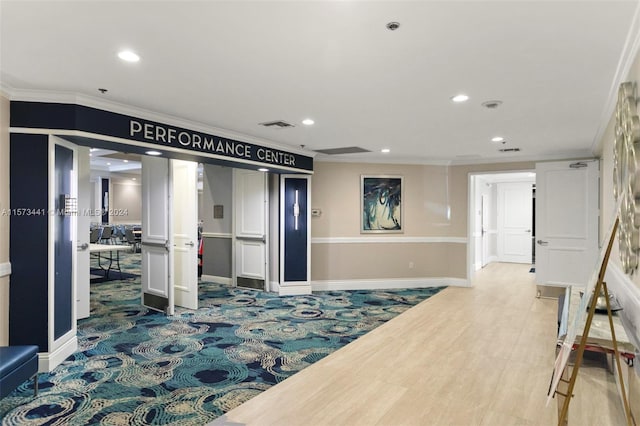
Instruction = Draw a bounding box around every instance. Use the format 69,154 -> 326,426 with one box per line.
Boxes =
110,181 -> 142,224
0,95 -> 9,345
312,162 -> 454,237
311,161 -> 535,282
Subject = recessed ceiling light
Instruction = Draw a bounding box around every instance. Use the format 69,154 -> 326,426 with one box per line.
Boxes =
381,148 -> 391,153
118,50 -> 140,62
451,94 -> 469,103
302,118 -> 315,126
123,159 -> 129,163
90,148 -> 97,152
145,150 -> 162,156
491,136 -> 505,143
132,178 -> 136,181
258,168 -> 269,172
89,154 -> 92,157
106,162 -> 111,166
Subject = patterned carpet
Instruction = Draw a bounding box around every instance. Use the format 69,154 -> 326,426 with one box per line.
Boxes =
0,252 -> 445,425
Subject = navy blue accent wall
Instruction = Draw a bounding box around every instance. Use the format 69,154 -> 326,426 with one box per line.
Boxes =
284,178 -> 308,282
9,134 -> 49,350
101,178 -> 109,224
54,145 -> 73,340
10,101 -> 314,172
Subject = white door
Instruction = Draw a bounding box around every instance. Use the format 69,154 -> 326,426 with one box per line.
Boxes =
141,156 -> 173,315
172,159 -> 198,310
535,160 -> 599,287
481,195 -> 490,267
233,169 -> 268,290
497,182 -> 533,263
76,146 -> 91,319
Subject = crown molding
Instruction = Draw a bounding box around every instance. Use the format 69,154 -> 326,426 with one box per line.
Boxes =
590,0 -> 640,155
313,150 -> 595,167
4,87 -> 315,158
313,155 -> 452,166
311,236 -> 467,244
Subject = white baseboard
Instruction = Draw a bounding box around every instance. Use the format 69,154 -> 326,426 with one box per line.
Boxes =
269,281 -> 313,295
269,281 -> 280,293
487,255 -> 498,264
311,277 -> 469,292
201,275 -> 231,285
0,261 -> 11,278
38,336 -> 77,372
279,284 -> 313,296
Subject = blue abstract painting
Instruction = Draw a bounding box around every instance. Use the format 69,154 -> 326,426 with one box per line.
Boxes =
361,176 -> 402,232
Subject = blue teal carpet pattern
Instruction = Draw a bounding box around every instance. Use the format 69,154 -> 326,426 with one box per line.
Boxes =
0,252 -> 445,425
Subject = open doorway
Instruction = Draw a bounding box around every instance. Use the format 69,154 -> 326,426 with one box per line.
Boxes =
79,148 -> 202,319
468,171 -> 536,281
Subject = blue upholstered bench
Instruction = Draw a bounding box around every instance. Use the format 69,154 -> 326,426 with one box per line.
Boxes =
0,346 -> 39,399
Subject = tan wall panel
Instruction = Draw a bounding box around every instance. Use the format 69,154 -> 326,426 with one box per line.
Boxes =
0,94 -> 9,345
311,162 -> 452,237
111,181 -> 142,223
311,161 -> 537,282
311,243 -> 466,280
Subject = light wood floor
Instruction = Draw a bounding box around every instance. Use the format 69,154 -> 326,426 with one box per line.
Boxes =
213,263 -> 628,426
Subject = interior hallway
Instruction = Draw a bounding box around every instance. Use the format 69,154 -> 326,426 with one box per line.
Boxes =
215,263 -> 627,425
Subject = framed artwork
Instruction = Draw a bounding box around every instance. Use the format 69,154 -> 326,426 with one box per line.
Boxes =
361,175 -> 403,233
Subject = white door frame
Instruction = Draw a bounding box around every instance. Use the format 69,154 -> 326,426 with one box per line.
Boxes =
467,170 -> 535,282
48,135 -> 79,364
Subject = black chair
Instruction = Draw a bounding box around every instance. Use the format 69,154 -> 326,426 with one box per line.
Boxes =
99,226 -> 112,244
89,228 -> 101,244
125,228 -> 140,253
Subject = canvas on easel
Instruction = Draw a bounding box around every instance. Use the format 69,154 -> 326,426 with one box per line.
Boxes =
548,217 -> 633,426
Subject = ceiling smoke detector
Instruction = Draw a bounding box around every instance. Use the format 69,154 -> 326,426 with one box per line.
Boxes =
482,100 -> 503,109
386,22 -> 400,31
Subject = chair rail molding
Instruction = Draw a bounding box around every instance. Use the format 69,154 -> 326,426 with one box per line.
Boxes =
201,232 -> 232,239
311,236 -> 467,244
0,262 -> 11,278
311,277 -> 469,292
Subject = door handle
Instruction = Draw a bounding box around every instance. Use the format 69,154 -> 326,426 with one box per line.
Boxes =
77,243 -> 89,251
236,235 -> 266,243
185,241 -> 195,247
142,241 -> 171,252
537,239 -> 549,246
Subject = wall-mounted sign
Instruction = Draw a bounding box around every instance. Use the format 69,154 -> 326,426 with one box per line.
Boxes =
10,101 -> 313,173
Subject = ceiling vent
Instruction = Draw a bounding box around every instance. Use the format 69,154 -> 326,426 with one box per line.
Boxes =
314,147 -> 372,155
498,147 -> 521,153
259,120 -> 295,129
482,100 -> 503,109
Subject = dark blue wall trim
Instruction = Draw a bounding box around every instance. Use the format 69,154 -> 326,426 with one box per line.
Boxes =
54,145 -> 73,340
284,178 -> 308,282
101,178 -> 109,224
11,101 -> 313,172
10,134 -> 49,350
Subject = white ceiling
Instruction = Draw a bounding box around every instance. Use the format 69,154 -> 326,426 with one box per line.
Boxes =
1,1 -> 638,165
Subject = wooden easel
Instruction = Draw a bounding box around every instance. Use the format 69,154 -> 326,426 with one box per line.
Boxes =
556,217 -> 634,426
